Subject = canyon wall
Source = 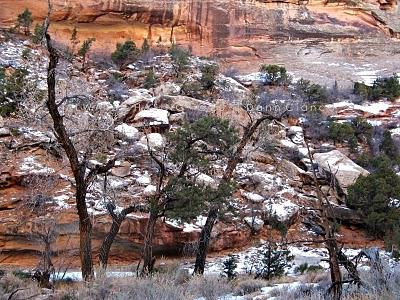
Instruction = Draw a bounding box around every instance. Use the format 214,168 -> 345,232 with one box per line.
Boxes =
0,0 -> 399,57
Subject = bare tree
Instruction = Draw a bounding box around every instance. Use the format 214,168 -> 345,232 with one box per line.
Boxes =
44,7 -> 118,280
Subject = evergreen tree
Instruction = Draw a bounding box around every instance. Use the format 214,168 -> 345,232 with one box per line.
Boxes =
142,38 -> 150,53
221,254 -> 238,280
170,44 -> 190,77
70,27 -> 79,54
78,37 -> 96,69
32,23 -> 45,44
16,8 -> 33,35
111,40 -> 140,70
380,130 -> 398,160
252,242 -> 294,280
200,64 -> 219,90
347,156 -> 400,237
143,69 -> 157,89
260,64 -> 291,86
296,78 -> 328,103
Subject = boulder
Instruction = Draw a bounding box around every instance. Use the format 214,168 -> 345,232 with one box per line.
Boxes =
286,126 -> 305,145
313,150 -> 369,195
215,75 -> 252,105
111,161 -> 131,177
153,82 -> 181,96
117,89 -> 154,121
133,108 -> 169,127
138,133 -> 165,149
323,204 -> 363,225
244,217 -> 264,232
214,99 -> 251,129
153,95 -> 213,114
114,123 -> 139,140
0,127 -> 11,137
242,191 -> 265,203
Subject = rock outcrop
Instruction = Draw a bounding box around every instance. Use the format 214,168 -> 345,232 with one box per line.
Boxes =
313,150 -> 369,196
1,0 -> 399,58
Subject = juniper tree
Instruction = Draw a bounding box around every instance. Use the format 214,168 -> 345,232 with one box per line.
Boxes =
16,8 -> 33,35
252,242 -> 294,280
111,40 -> 140,70
170,44 -> 190,77
260,64 -> 291,86
221,255 -> 238,280
78,37 -> 96,70
139,116 -> 239,275
32,23 -> 45,44
70,27 -> 79,55
200,64 -> 219,90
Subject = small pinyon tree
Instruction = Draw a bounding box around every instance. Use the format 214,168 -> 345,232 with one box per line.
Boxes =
221,254 -> 238,280
252,242 -> 294,280
111,40 -> 140,70
260,64 -> 291,86
78,37 -> 96,69
16,8 -> 33,35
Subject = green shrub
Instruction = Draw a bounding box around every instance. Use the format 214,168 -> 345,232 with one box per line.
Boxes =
380,130 -> 398,160
328,122 -> 355,144
0,67 -> 29,116
21,48 -> 31,59
111,40 -> 140,70
32,22 -> 45,44
353,74 -> 400,101
250,242 -> 294,280
347,156 -> 400,238
260,64 -> 291,86
170,44 -> 190,76
200,64 -> 219,90
296,78 -> 328,103
16,8 -> 33,35
221,255 -> 238,280
143,69 -> 157,89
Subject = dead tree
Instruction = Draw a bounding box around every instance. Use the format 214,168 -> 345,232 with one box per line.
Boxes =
193,113 -> 283,274
305,142 -> 342,300
32,219 -> 56,288
98,174 -> 137,270
44,13 -> 117,280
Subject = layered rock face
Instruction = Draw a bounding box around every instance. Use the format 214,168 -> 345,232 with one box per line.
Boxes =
0,0 -> 399,57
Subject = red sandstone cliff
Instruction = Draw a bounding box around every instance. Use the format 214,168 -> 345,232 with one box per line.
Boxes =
0,0 -> 399,56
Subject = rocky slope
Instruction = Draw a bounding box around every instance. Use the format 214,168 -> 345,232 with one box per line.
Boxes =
1,34 -> 395,270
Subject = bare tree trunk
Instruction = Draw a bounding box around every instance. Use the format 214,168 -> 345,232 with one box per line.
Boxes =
141,211 -> 158,275
194,115 -> 276,274
99,206 -> 136,270
306,142 -> 342,300
45,31 -> 94,281
193,207 -> 218,274
99,217 -> 122,270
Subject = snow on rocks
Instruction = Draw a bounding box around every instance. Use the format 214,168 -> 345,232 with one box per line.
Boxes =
196,173 -> 217,187
117,89 -> 154,120
114,123 -> 139,140
153,82 -> 181,96
324,100 -> 400,121
18,156 -> 55,174
244,216 -> 264,232
242,191 -> 265,203
313,150 -> 369,194
143,184 -> 157,196
138,133 -> 165,149
19,127 -> 53,143
134,108 -> 169,126
265,200 -> 300,223
286,126 -> 305,145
